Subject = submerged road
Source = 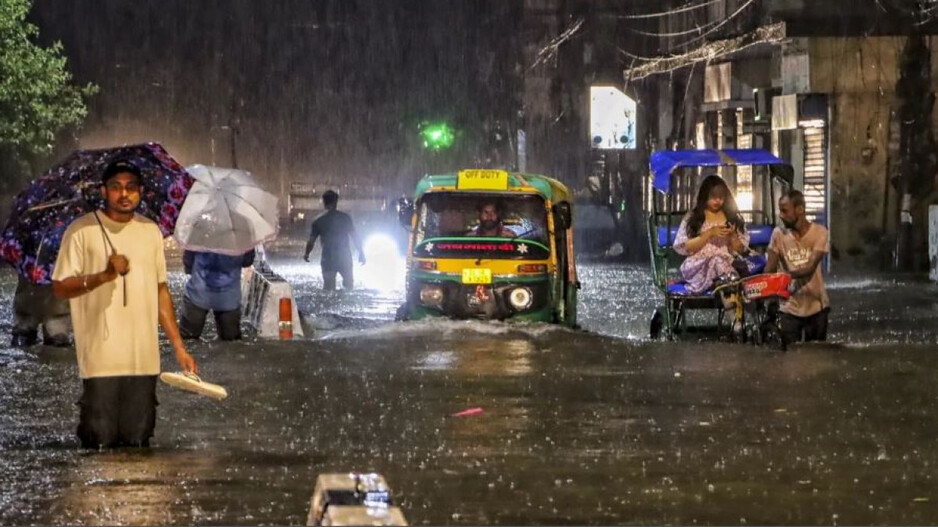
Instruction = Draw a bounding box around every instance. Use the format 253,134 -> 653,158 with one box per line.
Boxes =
1,249 -> 938,524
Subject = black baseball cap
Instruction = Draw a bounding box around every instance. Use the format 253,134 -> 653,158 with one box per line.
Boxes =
102,159 -> 142,184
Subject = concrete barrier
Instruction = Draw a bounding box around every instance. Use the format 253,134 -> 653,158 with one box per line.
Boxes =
242,261 -> 304,338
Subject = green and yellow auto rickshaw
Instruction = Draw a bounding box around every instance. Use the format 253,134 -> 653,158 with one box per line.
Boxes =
397,169 -> 578,326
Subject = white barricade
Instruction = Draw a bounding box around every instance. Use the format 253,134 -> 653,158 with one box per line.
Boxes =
242,262 -> 305,338
307,473 -> 407,526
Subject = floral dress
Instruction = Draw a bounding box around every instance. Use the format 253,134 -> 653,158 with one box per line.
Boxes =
673,217 -> 749,294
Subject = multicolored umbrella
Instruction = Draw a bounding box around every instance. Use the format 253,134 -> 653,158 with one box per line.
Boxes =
0,143 -> 193,284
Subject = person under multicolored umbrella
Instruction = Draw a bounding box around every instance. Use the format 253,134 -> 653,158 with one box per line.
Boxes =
11,275 -> 70,347
0,142 -> 193,286
51,160 -> 198,449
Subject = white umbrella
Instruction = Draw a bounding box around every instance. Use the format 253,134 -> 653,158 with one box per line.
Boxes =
173,165 -> 279,255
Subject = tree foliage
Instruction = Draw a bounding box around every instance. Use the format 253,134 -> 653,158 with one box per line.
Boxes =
0,0 -> 95,158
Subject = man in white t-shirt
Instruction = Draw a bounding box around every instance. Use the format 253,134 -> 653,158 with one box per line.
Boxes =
52,160 -> 197,449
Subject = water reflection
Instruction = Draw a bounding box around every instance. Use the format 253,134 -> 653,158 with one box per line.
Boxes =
53,450 -> 207,525
416,338 -> 534,377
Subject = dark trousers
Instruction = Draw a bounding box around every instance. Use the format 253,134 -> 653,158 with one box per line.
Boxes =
780,307 -> 830,344
12,310 -> 70,347
178,295 -> 242,340
77,375 -> 158,449
322,263 -> 354,291
12,278 -> 70,347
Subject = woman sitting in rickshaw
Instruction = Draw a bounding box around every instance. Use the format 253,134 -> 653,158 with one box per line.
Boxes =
673,175 -> 749,294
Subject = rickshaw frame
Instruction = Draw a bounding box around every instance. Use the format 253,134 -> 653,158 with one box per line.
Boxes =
646,149 -> 794,340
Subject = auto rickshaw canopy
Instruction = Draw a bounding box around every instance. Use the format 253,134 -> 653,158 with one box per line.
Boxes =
415,169 -> 571,204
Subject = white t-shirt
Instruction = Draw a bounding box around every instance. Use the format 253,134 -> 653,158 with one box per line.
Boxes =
52,212 -> 167,379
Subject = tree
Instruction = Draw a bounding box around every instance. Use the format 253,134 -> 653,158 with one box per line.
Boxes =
0,0 -> 95,182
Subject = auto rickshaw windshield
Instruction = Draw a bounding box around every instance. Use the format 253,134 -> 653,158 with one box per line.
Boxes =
414,193 -> 549,250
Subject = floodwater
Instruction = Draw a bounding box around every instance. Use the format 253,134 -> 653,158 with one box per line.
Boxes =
2,242 -> 938,525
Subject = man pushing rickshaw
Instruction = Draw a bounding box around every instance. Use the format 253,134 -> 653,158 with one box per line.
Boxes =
647,148 -> 828,348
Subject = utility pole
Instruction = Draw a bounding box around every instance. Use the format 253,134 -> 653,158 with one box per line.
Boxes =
894,32 -> 935,271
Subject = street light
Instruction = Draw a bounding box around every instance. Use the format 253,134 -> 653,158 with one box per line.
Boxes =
420,122 -> 455,150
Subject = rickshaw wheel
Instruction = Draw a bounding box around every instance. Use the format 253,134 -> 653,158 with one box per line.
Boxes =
750,325 -> 764,346
764,324 -> 787,351
650,309 -> 664,340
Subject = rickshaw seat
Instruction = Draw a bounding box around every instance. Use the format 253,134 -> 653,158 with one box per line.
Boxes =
746,253 -> 767,274
666,253 -> 767,296
667,281 -> 709,296
656,224 -> 775,248
656,225 -> 683,247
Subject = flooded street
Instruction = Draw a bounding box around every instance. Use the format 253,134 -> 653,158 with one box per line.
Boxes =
7,0 -> 938,524
2,246 -> 938,525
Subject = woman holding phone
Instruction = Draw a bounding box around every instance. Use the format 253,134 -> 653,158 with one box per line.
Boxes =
673,175 -> 749,294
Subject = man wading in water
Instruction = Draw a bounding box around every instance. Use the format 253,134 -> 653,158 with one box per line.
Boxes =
53,160 -> 197,448
303,190 -> 365,291
766,190 -> 831,343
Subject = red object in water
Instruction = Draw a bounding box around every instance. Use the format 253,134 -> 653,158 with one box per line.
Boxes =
740,273 -> 792,301
452,407 -> 484,417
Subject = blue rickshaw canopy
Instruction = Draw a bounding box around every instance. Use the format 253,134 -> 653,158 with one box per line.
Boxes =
650,148 -> 792,194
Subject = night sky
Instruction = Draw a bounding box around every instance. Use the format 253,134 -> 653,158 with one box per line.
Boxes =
28,0 -> 523,198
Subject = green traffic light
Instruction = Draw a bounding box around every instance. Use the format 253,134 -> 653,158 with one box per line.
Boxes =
420,123 -> 455,150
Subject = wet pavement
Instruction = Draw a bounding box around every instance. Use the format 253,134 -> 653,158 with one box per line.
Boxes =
2,244 -> 938,524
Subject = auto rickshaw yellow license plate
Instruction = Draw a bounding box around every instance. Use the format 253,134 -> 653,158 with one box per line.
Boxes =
461,268 -> 492,284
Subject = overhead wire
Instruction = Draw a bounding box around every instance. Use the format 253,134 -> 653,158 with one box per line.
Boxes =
626,18 -> 720,38
667,0 -> 757,50
614,0 -> 721,20
621,22 -> 786,80
618,0 -> 757,63
527,17 -> 585,72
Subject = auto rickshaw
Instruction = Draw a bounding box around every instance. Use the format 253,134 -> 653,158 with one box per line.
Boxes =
397,169 -> 579,326
647,149 -> 794,342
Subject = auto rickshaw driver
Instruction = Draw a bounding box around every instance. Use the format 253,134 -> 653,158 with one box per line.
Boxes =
468,201 -> 516,238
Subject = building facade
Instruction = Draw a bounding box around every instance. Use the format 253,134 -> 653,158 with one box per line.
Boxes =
634,0 -> 938,270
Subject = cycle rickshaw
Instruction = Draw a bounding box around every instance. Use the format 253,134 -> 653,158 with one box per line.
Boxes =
646,149 -> 794,346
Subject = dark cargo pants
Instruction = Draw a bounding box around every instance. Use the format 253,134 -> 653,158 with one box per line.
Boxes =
77,375 -> 158,449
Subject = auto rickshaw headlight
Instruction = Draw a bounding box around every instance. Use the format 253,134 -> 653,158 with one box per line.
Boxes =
508,287 -> 533,310
419,285 -> 444,307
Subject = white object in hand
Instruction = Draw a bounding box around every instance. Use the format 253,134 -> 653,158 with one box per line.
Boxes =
159,371 -> 228,400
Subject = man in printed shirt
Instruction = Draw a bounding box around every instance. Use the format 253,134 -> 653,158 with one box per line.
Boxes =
765,190 -> 831,343
53,160 -> 197,449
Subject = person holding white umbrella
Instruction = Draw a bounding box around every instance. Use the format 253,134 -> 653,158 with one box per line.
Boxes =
179,249 -> 255,341
173,165 -> 278,339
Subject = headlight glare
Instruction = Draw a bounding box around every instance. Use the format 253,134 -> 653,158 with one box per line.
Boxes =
419,285 -> 444,307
